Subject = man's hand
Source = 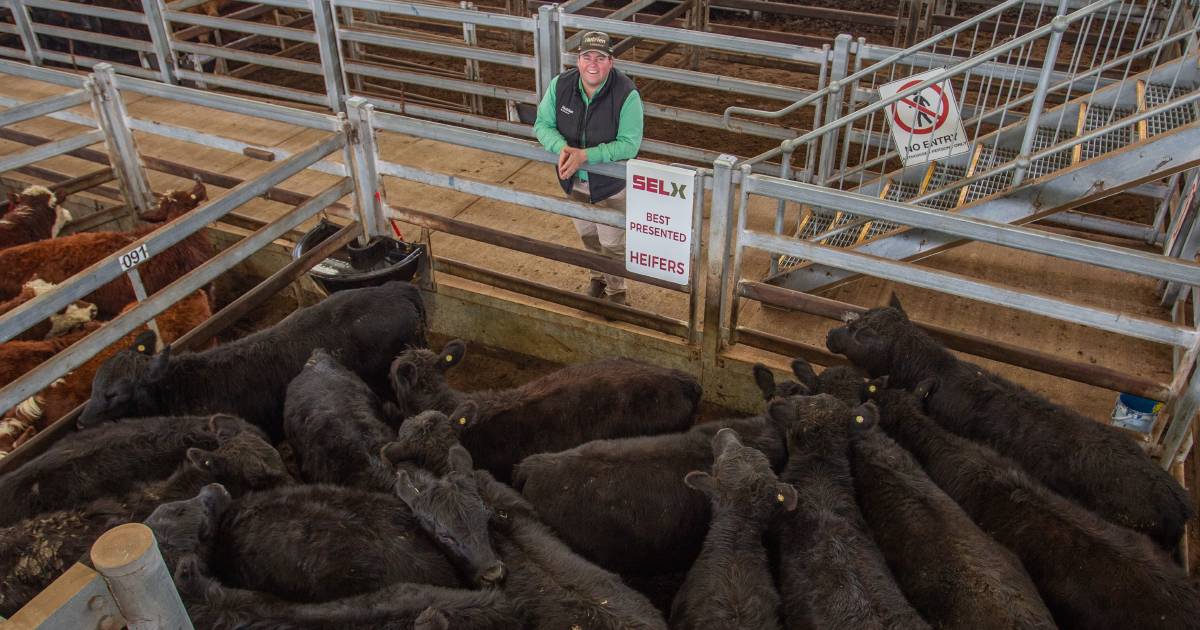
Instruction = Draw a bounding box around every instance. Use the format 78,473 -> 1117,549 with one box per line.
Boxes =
557,147 -> 589,180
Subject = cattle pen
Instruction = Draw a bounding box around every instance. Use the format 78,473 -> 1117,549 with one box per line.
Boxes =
2,0 -> 1200,625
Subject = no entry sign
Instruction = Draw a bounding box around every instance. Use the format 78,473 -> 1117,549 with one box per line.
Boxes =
626,159 -> 694,284
878,68 -> 971,166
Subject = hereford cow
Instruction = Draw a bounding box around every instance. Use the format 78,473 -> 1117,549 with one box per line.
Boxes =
0,413 -> 261,526
0,278 -> 98,341
513,411 -> 788,577
0,431 -> 289,617
174,554 -> 521,630
0,180 -> 211,318
851,407 -> 1057,629
771,394 -> 927,630
283,348 -> 395,490
389,340 -> 701,481
871,384 -> 1200,630
0,185 -> 71,250
669,429 -> 797,630
475,470 -> 668,630
78,281 -> 428,439
826,300 -> 1193,551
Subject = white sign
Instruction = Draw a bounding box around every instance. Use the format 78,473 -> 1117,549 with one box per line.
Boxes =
118,243 -> 150,271
625,159 -> 694,284
878,68 -> 971,166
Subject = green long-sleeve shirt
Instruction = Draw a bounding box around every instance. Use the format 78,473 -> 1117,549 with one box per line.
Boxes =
533,73 -> 644,182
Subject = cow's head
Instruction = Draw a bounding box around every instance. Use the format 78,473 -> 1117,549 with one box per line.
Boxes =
684,428 -> 797,522
751,363 -> 809,401
382,401 -> 477,475
185,428 -> 293,495
78,331 -> 170,428
825,297 -> 913,377
144,178 -> 208,222
393,445 -> 506,588
144,483 -> 231,573
388,340 -> 466,416
19,185 -> 71,236
769,394 -> 879,454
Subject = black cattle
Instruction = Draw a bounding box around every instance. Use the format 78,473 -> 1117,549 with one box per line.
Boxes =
389,340 -> 700,481
284,348 -> 395,490
514,412 -> 788,576
770,395 -> 928,630
872,384 -> 1200,630
79,281 -> 428,439
0,432 -> 288,617
382,402 -> 479,476
174,554 -> 522,630
669,429 -> 796,630
826,301 -> 1193,551
475,470 -> 668,630
144,483 -> 233,575
851,407 -> 1056,629
752,358 -> 876,407
0,414 -> 259,526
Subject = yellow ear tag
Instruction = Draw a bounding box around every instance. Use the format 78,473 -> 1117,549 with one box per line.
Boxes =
868,385 -> 877,393
458,417 -> 467,426
855,415 -> 864,424
137,345 -> 146,352
776,493 -> 785,503
190,194 -> 197,200
444,355 -> 453,363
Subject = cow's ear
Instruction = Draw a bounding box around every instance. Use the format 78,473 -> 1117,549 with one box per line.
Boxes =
683,471 -> 718,497
888,292 -> 906,314
850,402 -> 879,432
207,414 -> 243,441
186,447 -> 216,471
380,441 -> 416,467
790,358 -> 819,391
712,427 -> 742,456
864,376 -> 889,398
438,340 -> 466,371
415,607 -> 450,630
766,398 -> 795,427
775,483 -> 799,511
146,345 -> 172,382
393,470 -> 423,505
389,358 -> 418,397
446,445 -> 474,475
913,378 -> 938,400
132,329 -> 157,355
448,401 -> 478,432
751,364 -> 776,401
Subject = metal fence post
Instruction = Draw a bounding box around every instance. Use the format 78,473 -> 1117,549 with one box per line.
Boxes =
87,64 -> 155,216
309,0 -> 348,113
1012,0 -> 1070,187
90,523 -> 193,630
702,155 -> 737,369
7,0 -> 43,66
769,146 -> 793,276
687,168 -> 705,345
141,0 -> 178,85
461,1 -> 483,115
534,4 -> 561,100
818,34 -> 851,185
345,96 -> 388,243
1161,357 -> 1200,469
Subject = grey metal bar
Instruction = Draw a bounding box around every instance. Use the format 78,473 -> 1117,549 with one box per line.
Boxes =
0,129 -> 104,174
854,42 -> 1095,87
173,69 -> 330,107
688,168 -> 705,344
330,0 -> 536,32
125,266 -> 163,341
0,132 -> 345,346
560,13 -> 827,63
564,0 -> 657,50
25,0 -> 147,24
0,58 -> 82,87
534,5 -> 558,98
345,97 -> 387,240
1013,0 -> 1071,187
745,175 -> 1200,286
337,27 -> 536,69
1160,364 -> 1200,467
344,61 -> 539,104
703,154 -> 739,362
739,228 -> 1196,348
32,24 -> 157,53
559,0 -> 602,15
1042,210 -> 1162,243
595,56 -> 812,102
115,73 -> 340,130
0,90 -> 89,129
141,0 -> 178,85
39,53 -> 162,80
376,159 -> 623,227
309,0 -> 347,112
6,0 -> 43,65
88,65 -> 155,215
0,176 -> 352,414
164,11 -> 319,44
171,40 -> 323,74
643,102 -> 799,140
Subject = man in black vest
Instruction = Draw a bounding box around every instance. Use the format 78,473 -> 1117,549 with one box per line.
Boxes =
534,31 -> 644,306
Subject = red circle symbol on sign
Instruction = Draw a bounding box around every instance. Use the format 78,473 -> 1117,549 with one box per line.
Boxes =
890,79 -> 950,135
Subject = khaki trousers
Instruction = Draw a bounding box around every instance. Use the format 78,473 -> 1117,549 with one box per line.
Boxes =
569,180 -> 627,296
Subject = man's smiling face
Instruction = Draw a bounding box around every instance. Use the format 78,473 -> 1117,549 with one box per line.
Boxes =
578,51 -> 613,94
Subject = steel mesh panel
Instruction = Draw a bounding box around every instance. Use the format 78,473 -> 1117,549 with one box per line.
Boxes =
963,145 -> 1015,204
1145,84 -> 1198,137
1028,127 -> 1073,178
884,181 -> 919,202
1079,106 -> 1134,161
778,208 -> 865,270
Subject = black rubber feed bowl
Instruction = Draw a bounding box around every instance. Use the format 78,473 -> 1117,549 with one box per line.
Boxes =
292,219 -> 424,293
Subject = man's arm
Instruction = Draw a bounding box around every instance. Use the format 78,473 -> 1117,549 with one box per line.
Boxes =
533,76 -> 568,154
585,90 -> 644,164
